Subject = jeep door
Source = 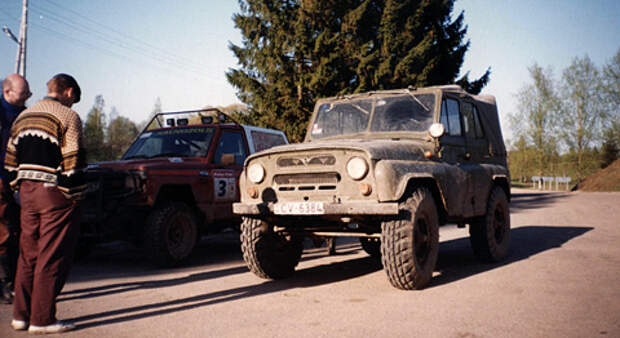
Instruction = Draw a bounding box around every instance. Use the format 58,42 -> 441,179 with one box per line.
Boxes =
210,128 -> 248,221
438,96 -> 475,218
461,100 -> 493,216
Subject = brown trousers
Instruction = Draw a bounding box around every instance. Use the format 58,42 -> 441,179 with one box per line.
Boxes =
13,180 -> 79,326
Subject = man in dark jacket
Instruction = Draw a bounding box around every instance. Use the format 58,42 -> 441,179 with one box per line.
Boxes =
0,74 -> 30,304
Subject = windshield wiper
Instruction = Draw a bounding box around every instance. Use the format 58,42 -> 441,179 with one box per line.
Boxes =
124,154 -> 149,160
343,97 -> 370,115
149,152 -> 183,159
408,94 -> 430,111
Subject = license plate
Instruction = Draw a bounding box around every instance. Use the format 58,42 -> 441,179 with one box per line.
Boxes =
274,202 -> 325,215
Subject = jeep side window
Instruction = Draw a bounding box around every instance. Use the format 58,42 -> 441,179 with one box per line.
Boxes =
462,102 -> 475,139
214,131 -> 247,165
472,106 -> 485,138
440,98 -> 462,136
462,102 -> 486,140
251,130 -> 286,152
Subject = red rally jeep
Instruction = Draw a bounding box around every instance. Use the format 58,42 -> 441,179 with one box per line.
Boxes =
80,109 -> 288,266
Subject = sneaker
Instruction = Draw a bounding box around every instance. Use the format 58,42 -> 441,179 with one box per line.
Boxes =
28,321 -> 75,334
11,319 -> 28,330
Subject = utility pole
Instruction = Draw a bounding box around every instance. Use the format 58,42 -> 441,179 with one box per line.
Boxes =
15,0 -> 29,77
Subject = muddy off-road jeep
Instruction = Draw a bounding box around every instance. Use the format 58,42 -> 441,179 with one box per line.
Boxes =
233,85 -> 511,290
81,109 -> 288,266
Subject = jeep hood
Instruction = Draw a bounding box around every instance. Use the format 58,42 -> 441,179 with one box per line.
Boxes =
247,138 -> 430,163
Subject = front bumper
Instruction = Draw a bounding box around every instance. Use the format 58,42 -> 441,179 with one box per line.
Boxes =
233,201 -> 399,216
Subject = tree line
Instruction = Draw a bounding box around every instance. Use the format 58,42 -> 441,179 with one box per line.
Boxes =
83,95 -> 139,163
509,48 -> 620,183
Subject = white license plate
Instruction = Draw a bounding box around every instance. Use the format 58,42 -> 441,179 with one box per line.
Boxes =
274,202 -> 325,215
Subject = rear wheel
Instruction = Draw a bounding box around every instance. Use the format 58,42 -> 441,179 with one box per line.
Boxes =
240,217 -> 303,279
381,188 -> 439,290
144,202 -> 198,267
469,186 -> 510,262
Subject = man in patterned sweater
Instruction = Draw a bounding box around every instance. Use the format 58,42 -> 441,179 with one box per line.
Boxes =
5,74 -> 86,334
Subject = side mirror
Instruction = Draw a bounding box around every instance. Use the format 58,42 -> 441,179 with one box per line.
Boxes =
429,123 -> 445,138
220,153 -> 236,166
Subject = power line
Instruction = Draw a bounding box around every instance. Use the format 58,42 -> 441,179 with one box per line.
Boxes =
30,6 -> 207,76
27,21 -> 209,82
31,0 -> 215,78
44,0 -> 206,70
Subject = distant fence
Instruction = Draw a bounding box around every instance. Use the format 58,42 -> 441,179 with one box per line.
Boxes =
531,176 -> 572,191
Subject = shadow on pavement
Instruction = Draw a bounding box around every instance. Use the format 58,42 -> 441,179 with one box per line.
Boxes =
67,256 -> 382,330
64,236 -> 364,301
59,265 -> 249,302
63,225 -> 590,330
69,231 -> 245,283
431,225 -> 593,288
510,192 -> 570,212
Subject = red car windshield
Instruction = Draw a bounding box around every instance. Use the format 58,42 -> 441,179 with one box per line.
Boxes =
122,127 -> 215,160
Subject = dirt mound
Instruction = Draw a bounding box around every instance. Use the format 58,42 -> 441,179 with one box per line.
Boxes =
577,159 -> 620,191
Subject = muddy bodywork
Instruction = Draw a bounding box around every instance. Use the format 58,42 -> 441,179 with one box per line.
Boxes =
234,85 -> 510,230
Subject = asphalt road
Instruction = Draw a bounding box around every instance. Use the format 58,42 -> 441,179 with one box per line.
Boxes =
1,188 -> 619,337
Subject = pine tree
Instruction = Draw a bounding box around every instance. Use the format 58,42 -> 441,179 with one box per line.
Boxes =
227,0 -> 489,142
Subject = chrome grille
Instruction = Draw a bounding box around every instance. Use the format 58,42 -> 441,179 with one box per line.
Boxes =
277,154 -> 336,167
274,172 -> 339,191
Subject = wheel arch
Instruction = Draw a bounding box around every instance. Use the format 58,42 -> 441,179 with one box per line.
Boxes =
492,175 -> 511,202
154,184 -> 206,227
400,177 -> 448,225
155,184 -> 197,207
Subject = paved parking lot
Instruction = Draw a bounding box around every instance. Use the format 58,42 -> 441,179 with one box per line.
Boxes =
1,189 -> 619,337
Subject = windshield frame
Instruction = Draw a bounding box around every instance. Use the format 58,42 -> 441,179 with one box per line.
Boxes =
305,88 -> 440,142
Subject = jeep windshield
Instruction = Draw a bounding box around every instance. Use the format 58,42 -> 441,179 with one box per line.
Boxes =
310,93 -> 436,139
122,127 -> 215,160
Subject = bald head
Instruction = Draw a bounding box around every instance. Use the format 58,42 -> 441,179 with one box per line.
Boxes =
2,74 -> 31,107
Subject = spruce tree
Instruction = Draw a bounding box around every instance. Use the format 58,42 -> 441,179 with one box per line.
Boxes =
227,0 -> 489,142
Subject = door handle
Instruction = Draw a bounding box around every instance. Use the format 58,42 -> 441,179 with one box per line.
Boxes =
460,152 -> 471,160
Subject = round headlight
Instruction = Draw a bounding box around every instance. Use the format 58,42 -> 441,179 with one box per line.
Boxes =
346,157 -> 368,180
247,163 -> 265,183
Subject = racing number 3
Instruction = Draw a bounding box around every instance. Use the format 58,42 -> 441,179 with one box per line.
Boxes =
214,177 -> 236,200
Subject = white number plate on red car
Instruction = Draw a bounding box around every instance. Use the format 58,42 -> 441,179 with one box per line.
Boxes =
274,202 -> 325,215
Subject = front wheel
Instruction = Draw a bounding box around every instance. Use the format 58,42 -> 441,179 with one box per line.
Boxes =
469,186 -> 510,262
240,217 -> 303,279
144,202 -> 198,267
381,188 -> 439,290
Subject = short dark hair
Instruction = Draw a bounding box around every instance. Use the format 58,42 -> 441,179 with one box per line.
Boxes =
47,73 -> 81,103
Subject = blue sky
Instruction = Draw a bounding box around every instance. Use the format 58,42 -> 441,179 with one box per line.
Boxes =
1,0 -> 619,142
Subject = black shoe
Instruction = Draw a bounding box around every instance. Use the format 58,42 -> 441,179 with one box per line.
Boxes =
0,282 -> 13,304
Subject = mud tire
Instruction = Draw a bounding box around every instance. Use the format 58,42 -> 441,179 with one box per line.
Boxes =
240,217 -> 303,279
145,202 -> 198,267
469,187 -> 510,262
381,188 -> 439,290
